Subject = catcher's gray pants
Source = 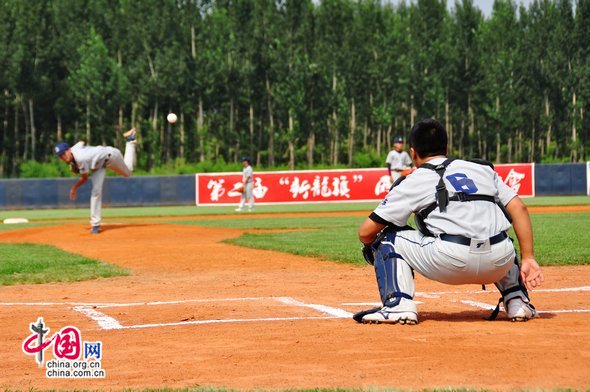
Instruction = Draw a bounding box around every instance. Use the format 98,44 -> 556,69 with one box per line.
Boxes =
90,142 -> 136,227
389,230 -> 516,287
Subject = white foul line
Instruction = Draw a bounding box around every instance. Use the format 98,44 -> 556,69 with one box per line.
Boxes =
274,297 -> 353,318
2,285 -> 589,330
342,285 -> 590,306
72,306 -> 123,330
460,300 -> 590,314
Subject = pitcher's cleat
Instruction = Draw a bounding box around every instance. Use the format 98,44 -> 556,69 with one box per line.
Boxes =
90,225 -> 101,235
506,298 -> 537,322
123,128 -> 137,143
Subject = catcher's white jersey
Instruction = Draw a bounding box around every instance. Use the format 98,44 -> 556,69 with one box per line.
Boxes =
374,157 -> 517,238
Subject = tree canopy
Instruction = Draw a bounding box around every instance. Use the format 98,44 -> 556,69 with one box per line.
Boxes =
0,0 -> 588,177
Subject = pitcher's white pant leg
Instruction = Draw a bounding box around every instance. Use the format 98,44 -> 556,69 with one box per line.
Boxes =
123,141 -> 135,172
244,183 -> 254,209
237,194 -> 245,209
90,168 -> 106,227
105,143 -> 135,177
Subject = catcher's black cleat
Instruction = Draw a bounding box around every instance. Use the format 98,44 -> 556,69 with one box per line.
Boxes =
360,300 -> 418,325
352,307 -> 382,323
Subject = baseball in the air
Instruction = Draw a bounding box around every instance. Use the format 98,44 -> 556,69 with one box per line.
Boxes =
167,113 -> 178,124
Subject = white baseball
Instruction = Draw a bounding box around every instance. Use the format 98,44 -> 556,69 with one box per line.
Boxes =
167,113 -> 178,124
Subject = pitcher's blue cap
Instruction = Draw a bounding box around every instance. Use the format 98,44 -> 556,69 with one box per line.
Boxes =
393,137 -> 404,143
54,142 -> 70,156
241,156 -> 251,163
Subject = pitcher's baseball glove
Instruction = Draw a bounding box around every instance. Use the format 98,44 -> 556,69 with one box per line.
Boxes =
69,162 -> 80,174
401,167 -> 416,177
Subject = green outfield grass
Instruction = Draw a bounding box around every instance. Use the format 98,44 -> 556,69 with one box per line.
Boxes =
0,243 -> 128,285
521,195 -> 590,206
0,202 -> 378,221
0,195 -> 588,286
0,195 -> 587,221
0,222 -> 57,232
172,215 -> 362,230
219,212 -> 590,266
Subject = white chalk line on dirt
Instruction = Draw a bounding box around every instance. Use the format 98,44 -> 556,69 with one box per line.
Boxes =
341,285 -> 590,306
0,296 -> 352,330
117,316 -> 345,330
71,296 -> 352,330
72,306 -> 123,330
460,299 -> 590,314
0,297 -> 269,308
2,286 -> 588,329
71,296 -> 353,330
2,286 -> 588,308
274,296 -> 353,318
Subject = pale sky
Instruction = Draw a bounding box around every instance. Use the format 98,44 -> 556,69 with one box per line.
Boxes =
389,0 -> 538,18
469,0 -> 537,17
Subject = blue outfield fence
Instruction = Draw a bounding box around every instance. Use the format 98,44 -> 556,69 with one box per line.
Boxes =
534,163 -> 588,196
0,175 -> 196,210
0,164 -> 588,210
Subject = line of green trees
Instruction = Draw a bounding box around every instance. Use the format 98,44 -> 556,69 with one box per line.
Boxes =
1,0 -> 589,178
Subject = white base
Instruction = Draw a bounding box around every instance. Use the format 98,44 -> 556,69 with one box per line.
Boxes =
3,218 -> 29,224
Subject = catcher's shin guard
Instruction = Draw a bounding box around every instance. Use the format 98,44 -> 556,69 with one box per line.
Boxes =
353,230 -> 416,323
488,257 -> 537,321
373,234 -> 415,307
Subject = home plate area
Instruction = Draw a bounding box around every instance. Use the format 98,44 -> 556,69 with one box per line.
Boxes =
70,286 -> 590,330
72,297 -> 353,330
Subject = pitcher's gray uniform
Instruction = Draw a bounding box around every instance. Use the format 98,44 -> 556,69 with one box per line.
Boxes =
55,130 -> 137,234
71,141 -> 136,228
385,148 -> 412,183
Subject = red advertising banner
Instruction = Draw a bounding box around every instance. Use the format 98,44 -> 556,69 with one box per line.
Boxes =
195,163 -> 535,205
196,168 -> 392,206
494,163 -> 535,197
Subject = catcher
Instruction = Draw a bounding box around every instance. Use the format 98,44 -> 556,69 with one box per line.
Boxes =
54,128 -> 137,234
355,119 -> 543,325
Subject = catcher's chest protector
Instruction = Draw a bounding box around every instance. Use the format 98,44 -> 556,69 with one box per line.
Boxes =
414,158 -> 508,236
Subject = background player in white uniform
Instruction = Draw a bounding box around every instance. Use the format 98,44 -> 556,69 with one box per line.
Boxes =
385,136 -> 412,184
54,128 -> 137,234
235,156 -> 254,212
355,119 -> 543,325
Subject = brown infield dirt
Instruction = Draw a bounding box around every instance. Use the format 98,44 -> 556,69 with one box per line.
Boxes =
0,206 -> 589,391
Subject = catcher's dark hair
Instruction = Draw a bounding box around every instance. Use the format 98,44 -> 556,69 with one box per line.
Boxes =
409,118 -> 447,158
